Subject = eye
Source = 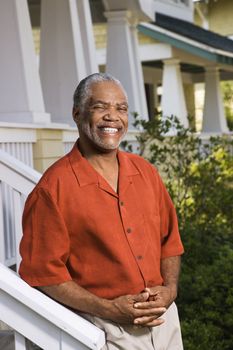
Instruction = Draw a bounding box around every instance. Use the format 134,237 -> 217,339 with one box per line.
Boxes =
93,105 -> 106,111
118,106 -> 128,113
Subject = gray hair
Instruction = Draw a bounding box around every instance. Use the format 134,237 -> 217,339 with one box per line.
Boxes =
73,73 -> 128,113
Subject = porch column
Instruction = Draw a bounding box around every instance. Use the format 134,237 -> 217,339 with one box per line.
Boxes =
129,19 -> 148,119
0,0 -> 50,123
105,11 -> 148,126
202,66 -> 228,133
40,0 -> 96,125
161,59 -> 188,128
76,0 -> 99,75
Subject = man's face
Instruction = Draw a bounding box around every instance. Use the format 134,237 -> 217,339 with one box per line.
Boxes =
76,81 -> 128,152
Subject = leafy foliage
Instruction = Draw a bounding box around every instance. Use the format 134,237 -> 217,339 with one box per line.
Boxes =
122,114 -> 233,349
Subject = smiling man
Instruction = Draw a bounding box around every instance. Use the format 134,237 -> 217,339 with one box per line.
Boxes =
19,73 -> 184,350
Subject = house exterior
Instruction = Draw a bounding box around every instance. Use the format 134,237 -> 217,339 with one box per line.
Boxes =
0,1 -> 233,349
1,0 -> 233,171
194,0 -> 233,36
0,0 -> 233,170
194,0 -> 233,129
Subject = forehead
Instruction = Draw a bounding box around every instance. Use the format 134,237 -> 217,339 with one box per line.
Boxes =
88,81 -> 127,103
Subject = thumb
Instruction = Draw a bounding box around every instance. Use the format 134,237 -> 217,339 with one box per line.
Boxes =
144,287 -> 152,294
144,287 -> 159,296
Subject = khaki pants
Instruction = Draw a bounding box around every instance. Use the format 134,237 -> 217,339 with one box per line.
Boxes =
82,303 -> 183,350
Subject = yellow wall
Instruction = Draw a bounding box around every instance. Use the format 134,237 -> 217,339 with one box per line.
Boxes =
33,129 -> 64,173
208,0 -> 233,36
32,27 -> 40,55
194,0 -> 233,37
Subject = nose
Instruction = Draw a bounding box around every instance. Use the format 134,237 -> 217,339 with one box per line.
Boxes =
103,106 -> 119,121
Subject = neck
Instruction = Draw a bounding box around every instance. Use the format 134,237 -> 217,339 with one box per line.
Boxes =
78,138 -> 119,193
78,138 -> 118,170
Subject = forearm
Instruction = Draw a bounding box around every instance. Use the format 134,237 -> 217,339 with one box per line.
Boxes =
38,281 -> 111,319
160,255 -> 181,300
39,281 -> 165,326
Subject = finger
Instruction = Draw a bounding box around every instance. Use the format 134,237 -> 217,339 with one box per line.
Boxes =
133,307 -> 166,319
134,315 -> 165,326
134,299 -> 166,310
142,318 -> 165,327
133,291 -> 149,303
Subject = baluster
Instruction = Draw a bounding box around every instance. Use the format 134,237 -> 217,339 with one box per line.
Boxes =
14,332 -> 26,350
13,190 -> 23,272
0,181 -> 5,264
6,183 -> 16,262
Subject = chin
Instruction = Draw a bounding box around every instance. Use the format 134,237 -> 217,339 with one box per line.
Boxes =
95,141 -> 120,152
91,134 -> 123,152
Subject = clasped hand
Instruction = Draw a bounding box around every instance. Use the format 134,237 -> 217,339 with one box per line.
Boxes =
109,285 -> 174,327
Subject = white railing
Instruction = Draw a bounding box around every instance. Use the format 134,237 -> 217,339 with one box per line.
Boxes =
0,125 -> 36,268
0,142 -> 33,166
0,149 -> 41,268
0,150 -> 106,349
0,263 -> 105,350
0,123 -> 36,167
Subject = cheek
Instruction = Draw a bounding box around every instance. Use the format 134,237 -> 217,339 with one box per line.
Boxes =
88,113 -> 100,127
80,113 -> 94,129
123,116 -> 128,128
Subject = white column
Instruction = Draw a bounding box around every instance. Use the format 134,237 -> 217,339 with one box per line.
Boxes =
202,66 -> 228,133
76,0 -> 99,75
161,59 -> 188,128
105,11 -> 148,126
40,0 -> 88,125
0,0 -> 50,123
129,19 -> 148,119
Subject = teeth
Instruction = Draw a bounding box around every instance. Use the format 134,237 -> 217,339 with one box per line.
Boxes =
102,127 -> 118,133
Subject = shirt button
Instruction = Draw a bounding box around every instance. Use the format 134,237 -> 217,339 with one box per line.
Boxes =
127,228 -> 132,233
137,255 -> 143,260
120,201 -> 124,206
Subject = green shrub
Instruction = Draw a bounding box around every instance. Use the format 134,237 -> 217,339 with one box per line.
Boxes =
122,114 -> 233,349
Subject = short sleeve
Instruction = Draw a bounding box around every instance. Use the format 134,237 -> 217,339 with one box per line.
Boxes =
19,187 -> 72,286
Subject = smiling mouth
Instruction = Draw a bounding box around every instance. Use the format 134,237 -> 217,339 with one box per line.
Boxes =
98,126 -> 121,134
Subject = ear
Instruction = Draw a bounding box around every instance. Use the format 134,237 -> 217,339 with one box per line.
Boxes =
72,107 -> 79,124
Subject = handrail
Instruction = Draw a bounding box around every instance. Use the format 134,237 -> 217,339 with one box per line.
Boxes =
0,263 -> 105,349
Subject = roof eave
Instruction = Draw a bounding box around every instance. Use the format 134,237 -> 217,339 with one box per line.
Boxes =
138,22 -> 233,66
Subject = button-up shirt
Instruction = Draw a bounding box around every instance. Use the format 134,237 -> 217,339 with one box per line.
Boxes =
19,142 -> 184,299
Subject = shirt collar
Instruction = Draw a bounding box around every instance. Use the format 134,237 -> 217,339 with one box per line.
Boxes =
68,141 -> 99,187
117,150 -> 140,177
68,140 -> 140,190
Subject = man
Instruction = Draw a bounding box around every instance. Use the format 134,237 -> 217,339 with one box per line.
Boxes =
19,73 -> 184,349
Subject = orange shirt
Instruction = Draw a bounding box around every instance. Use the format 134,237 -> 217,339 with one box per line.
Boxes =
19,142 -> 184,299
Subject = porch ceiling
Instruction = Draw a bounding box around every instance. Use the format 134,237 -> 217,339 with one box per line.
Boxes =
143,60 -> 204,73
142,60 -> 233,82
